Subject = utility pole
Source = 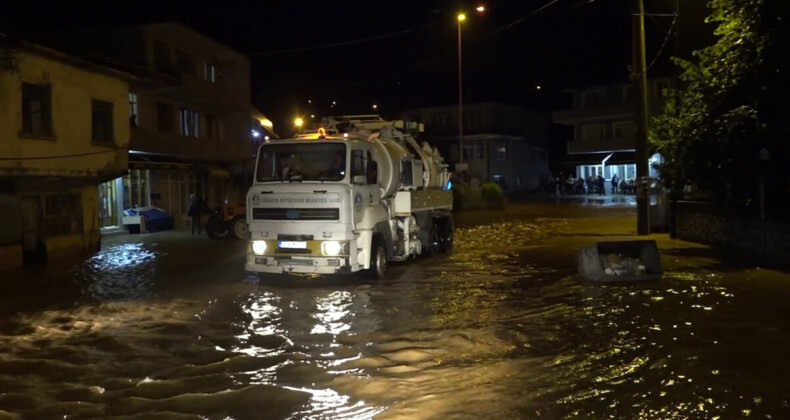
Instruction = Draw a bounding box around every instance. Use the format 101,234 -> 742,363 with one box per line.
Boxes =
633,0 -> 651,235
457,14 -> 464,165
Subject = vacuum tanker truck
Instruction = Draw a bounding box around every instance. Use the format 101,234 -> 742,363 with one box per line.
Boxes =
245,115 -> 454,279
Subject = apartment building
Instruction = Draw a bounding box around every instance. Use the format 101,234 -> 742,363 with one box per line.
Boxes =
404,102 -> 551,191
552,78 -> 673,188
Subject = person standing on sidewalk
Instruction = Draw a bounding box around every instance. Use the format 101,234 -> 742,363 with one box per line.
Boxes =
188,193 -> 204,236
611,174 -> 619,194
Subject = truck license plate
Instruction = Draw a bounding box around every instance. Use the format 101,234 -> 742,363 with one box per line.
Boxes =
279,241 -> 307,249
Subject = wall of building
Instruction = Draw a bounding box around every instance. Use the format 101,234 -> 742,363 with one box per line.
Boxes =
0,47 -> 129,263
127,23 -> 253,163
0,52 -> 130,178
676,201 -> 790,268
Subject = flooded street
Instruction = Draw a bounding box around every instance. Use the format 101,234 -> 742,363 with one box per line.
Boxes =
2,201 -> 790,419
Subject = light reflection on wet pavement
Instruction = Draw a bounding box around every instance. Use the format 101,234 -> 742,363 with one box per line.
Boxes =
1,202 -> 789,419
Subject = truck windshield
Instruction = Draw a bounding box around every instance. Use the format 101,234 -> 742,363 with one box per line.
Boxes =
256,143 -> 347,182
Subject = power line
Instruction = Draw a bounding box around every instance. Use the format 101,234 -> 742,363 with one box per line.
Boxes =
0,147 -> 129,161
247,23 -> 438,56
631,14 -> 677,77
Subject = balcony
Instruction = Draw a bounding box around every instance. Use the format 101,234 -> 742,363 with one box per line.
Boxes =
567,136 -> 636,155
130,127 -> 249,163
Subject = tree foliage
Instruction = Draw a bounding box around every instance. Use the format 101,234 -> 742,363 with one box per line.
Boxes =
650,0 -> 787,215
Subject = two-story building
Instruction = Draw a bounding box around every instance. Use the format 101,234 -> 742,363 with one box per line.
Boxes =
0,36 -> 132,268
403,102 -> 551,191
42,23 -> 271,231
552,78 -> 672,189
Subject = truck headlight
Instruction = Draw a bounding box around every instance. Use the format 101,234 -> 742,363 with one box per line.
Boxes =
252,240 -> 267,255
321,241 -> 343,256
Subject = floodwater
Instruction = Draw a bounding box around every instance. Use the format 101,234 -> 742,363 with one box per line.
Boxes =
1,202 -> 789,419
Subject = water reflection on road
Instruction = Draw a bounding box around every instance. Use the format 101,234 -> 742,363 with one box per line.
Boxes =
1,207 -> 789,419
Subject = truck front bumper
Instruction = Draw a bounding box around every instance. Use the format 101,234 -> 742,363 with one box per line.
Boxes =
246,255 -> 353,275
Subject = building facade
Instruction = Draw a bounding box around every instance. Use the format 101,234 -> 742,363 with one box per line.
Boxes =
403,102 -> 551,191
0,37 -> 131,268
49,23 -> 270,232
552,78 -> 673,189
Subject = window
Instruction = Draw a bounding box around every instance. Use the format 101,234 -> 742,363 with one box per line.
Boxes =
91,100 -> 114,144
495,143 -> 508,161
156,102 -> 174,133
204,114 -> 216,139
463,110 -> 481,129
128,93 -> 138,127
350,150 -> 366,178
580,124 -> 605,141
203,62 -> 217,83
180,108 -> 199,137
462,142 -> 484,161
154,41 -> 171,73
583,90 -> 605,107
217,120 -> 225,141
176,50 -> 194,75
43,193 -> 82,236
613,122 -> 636,139
21,83 -> 53,136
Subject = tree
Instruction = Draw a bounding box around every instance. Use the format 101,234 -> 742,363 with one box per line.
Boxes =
650,0 -> 788,216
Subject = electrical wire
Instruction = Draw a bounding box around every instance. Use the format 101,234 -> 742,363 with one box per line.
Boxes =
247,23 -> 438,56
0,146 -> 129,161
631,14 -> 677,77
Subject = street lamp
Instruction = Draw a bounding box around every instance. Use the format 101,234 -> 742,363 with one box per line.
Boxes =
456,6 -> 485,167
457,12 -> 466,165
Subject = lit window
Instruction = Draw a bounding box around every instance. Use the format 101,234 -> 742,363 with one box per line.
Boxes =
203,62 -> 217,83
180,108 -> 199,137
128,93 -> 138,126
495,144 -> 508,161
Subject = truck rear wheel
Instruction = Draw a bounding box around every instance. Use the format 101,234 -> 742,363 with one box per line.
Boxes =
231,216 -> 249,240
439,216 -> 454,254
424,221 -> 441,257
366,239 -> 387,279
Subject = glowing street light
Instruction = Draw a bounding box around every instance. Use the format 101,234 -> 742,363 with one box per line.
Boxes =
294,117 -> 303,127
372,104 -> 378,110
456,5 -> 486,166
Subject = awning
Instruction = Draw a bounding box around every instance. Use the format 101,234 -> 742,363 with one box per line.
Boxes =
129,153 -> 193,170
562,151 -> 635,166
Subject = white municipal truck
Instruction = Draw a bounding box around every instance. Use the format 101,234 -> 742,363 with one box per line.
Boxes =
245,115 -> 454,279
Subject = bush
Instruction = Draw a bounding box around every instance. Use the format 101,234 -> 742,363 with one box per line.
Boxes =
480,182 -> 505,209
452,181 -> 505,210
452,182 -> 485,210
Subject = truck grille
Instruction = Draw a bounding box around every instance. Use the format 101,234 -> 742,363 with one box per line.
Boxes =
252,208 -> 340,221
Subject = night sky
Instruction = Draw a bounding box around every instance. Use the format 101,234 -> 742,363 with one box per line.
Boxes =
1,0 -> 711,130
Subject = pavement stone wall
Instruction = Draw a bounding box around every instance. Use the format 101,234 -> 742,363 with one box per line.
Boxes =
676,200 -> 790,267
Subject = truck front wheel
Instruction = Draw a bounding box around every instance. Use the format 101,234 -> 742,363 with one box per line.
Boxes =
231,216 -> 249,240
366,239 -> 387,279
